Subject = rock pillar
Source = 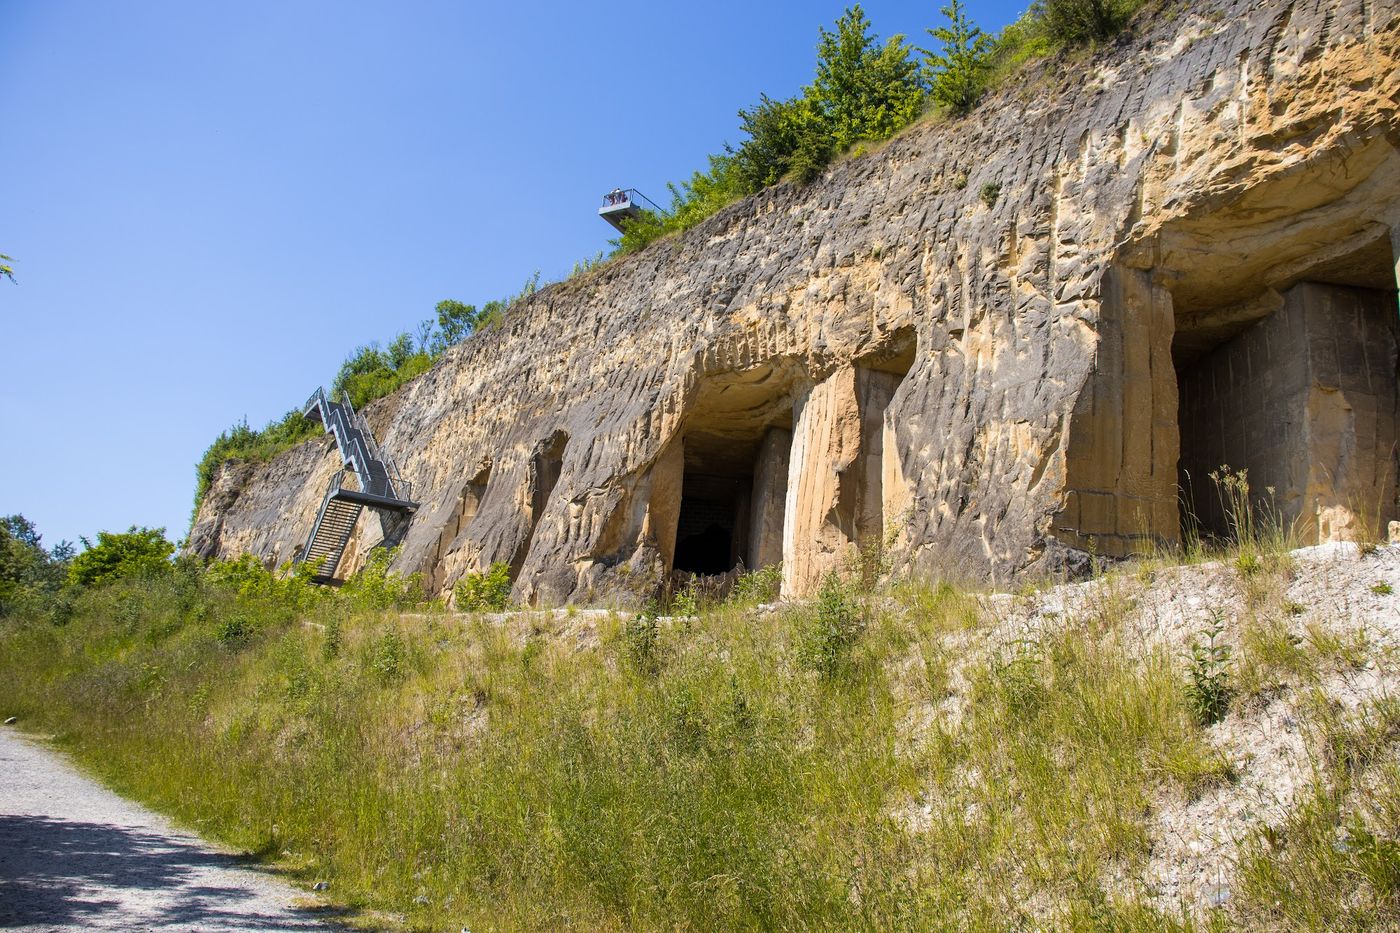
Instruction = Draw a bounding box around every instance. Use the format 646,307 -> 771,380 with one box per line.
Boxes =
747,428 -> 791,571
1055,266 -> 1180,555
781,366 -> 906,597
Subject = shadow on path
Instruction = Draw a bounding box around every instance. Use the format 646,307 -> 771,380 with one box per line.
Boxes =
0,814 -> 348,930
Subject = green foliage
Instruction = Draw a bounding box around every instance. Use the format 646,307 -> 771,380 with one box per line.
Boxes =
68,527 -> 175,588
732,95 -> 832,189
799,573 -> 867,678
0,252 -> 14,284
193,409 -> 319,517
810,6 -> 925,152
0,515 -> 72,614
339,547 -> 422,611
979,180 -> 1002,206
730,564 -> 783,605
331,337 -> 435,410
453,562 -> 512,612
921,0 -> 994,113
1035,0 -> 1143,45
1186,612 -> 1233,725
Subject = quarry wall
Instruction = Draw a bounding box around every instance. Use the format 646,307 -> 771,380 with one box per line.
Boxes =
189,0 -> 1400,605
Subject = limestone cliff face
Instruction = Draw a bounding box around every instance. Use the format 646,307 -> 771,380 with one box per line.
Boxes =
189,0 -> 1400,604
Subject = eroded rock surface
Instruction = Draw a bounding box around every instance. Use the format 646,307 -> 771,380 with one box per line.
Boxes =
189,0 -> 1400,605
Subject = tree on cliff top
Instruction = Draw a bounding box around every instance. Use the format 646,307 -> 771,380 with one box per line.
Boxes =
810,6 -> 925,152
922,0 -> 994,114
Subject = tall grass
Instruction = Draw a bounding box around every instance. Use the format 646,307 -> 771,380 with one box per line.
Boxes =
0,553 -> 1390,929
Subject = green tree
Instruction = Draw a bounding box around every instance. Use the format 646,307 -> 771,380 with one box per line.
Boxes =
0,253 -> 14,284
730,95 -> 832,190
809,6 -> 925,152
68,527 -> 175,587
922,0 -> 993,114
435,299 -> 478,346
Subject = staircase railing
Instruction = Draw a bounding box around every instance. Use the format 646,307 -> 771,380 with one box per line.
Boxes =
304,387 -> 411,501
340,393 -> 412,500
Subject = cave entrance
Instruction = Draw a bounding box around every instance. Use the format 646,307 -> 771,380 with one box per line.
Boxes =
1171,235 -> 1399,544
670,363 -> 798,582
1154,141 -> 1400,545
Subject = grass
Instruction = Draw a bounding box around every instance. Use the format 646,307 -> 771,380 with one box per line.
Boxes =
0,541 -> 1395,930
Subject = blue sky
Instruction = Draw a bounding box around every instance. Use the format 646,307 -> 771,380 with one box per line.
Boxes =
1,0 -> 1025,549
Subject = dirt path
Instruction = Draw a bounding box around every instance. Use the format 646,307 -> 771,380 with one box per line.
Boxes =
0,726 -> 343,932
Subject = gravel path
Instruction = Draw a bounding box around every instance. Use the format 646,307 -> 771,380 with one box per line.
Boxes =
0,726 -> 342,932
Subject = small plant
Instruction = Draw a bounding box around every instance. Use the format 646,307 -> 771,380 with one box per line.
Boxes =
1186,612 -> 1233,725
669,581 -> 700,617
1235,550 -> 1262,577
624,603 -> 661,674
1283,600 -> 1306,617
1370,582 -> 1393,596
454,562 -> 512,612
730,565 -> 782,605
798,573 -> 866,679
979,181 -> 1002,207
322,614 -> 343,660
367,628 -> 407,683
951,170 -> 969,190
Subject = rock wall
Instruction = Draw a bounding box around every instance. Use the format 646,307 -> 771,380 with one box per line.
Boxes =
188,0 -> 1400,604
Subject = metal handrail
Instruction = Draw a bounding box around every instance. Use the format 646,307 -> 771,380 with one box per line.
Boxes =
304,385 -> 413,503
600,187 -> 663,214
340,392 -> 411,500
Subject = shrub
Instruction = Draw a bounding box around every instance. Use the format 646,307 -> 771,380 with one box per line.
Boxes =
979,181 -> 1002,206
1036,0 -> 1143,45
68,527 -> 175,588
799,573 -> 867,678
453,562 -> 512,612
340,548 -> 423,611
731,565 -> 783,605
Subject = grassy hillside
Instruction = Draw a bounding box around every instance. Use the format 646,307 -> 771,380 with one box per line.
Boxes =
2,546 -> 1398,931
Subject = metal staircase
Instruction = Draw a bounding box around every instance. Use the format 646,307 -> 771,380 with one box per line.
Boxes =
298,388 -> 417,584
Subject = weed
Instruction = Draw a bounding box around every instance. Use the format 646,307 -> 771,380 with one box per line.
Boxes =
454,562 -> 512,612
798,573 -> 866,678
1186,612 -> 1232,725
730,564 -> 782,605
1371,582 -> 1393,596
979,181 -> 1002,207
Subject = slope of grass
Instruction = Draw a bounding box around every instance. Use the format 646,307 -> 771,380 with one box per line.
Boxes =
1,547 -> 1396,930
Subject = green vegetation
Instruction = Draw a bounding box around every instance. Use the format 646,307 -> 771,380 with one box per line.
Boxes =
6,506 -> 1392,929
453,561 -> 512,611
67,526 -> 175,588
921,0 -> 994,114
0,252 -> 15,284
613,0 -> 1151,255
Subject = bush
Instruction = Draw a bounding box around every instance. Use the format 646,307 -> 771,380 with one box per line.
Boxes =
798,573 -> 867,678
453,562 -> 512,612
1035,0 -> 1142,45
731,565 -> 783,605
340,548 -> 423,611
68,527 -> 175,588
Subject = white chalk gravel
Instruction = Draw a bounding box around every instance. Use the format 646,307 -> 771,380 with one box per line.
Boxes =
0,727 -> 342,932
